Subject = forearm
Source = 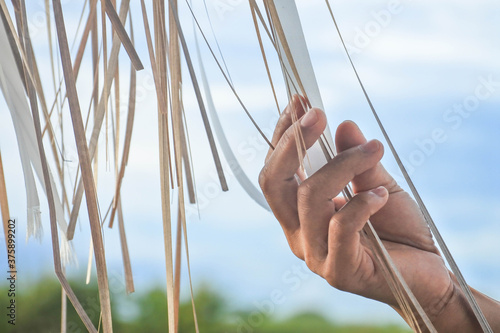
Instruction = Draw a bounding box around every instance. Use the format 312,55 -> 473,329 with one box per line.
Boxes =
432,281 -> 500,332
472,287 -> 500,332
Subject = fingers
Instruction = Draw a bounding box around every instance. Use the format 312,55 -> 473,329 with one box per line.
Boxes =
335,121 -> 399,193
259,106 -> 326,236
263,108 -> 327,183
298,139 -> 384,260
324,186 -> 389,290
300,139 -> 384,204
265,95 -> 306,164
336,121 -> 438,252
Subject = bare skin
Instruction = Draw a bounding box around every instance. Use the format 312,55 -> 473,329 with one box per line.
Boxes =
259,96 -> 500,332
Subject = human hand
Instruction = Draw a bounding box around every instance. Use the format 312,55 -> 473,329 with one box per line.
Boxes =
259,96 -> 499,331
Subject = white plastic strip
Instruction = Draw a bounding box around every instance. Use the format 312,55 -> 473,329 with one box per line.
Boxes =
193,24 -> 270,212
272,0 -> 335,175
0,16 -> 72,262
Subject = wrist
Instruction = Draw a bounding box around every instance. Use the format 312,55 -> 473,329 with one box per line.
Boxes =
431,281 -> 481,332
430,276 -> 500,332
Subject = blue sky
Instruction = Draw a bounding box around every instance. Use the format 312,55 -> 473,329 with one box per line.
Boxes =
1,0 -> 499,327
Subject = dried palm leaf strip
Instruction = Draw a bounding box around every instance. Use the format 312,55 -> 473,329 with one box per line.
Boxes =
27,42 -> 71,211
173,203 -> 182,331
249,0 -> 274,44
72,0 -> 98,79
104,0 -> 143,70
264,1 -> 310,177
41,0 -> 97,133
264,2 -> 307,98
67,0 -> 132,240
61,270 -> 67,333
117,199 -> 134,293
43,0 -> 67,229
158,106 -> 174,333
201,0 -> 233,84
176,183 -> 201,332
0,150 -> 12,272
169,0 -> 183,189
52,1 -> 113,332
2,2 -> 70,214
27,0 -> 94,217
91,0 -> 99,124
102,0 -> 110,170
324,2 -> 493,331
16,1 -> 98,331
184,0 -> 272,148
0,4 -> 68,245
193,28 -> 270,211
41,1 -> 99,216
91,0 -> 99,186
186,0 -> 287,210
139,1 -> 176,332
108,49 -> 135,293
44,0 -> 57,96
108,13 -> 137,229
168,4 -> 184,327
168,0 -> 228,191
111,0 -> 120,184
249,0 -> 280,113
180,108 -> 196,204
0,1 -> 37,93
0,7 -> 24,89
153,0 -> 175,190
168,1 -> 200,331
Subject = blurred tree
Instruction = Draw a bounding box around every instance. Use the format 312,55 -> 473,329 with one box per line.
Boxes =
0,278 -> 410,333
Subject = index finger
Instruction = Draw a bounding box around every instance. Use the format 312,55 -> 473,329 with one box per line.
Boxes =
265,95 -> 306,164
259,107 -> 327,235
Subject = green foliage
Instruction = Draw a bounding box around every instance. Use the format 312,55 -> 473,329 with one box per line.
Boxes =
0,278 -> 410,332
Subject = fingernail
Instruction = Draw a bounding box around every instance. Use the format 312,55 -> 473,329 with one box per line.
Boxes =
360,140 -> 379,153
300,109 -> 318,128
371,186 -> 387,197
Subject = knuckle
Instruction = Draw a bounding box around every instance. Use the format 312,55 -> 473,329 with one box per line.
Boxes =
289,245 -> 304,261
323,269 -> 349,291
304,252 -> 320,274
258,166 -> 271,192
332,148 -> 353,168
287,232 -> 305,260
329,214 -> 344,232
355,193 -> 371,207
279,127 -> 294,148
297,181 -> 315,204
332,147 -> 372,177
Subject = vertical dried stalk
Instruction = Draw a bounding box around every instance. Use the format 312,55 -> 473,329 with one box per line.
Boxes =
68,0 -> 132,240
140,1 -> 176,331
173,204 -> 182,331
180,115 -> 196,204
104,0 -> 143,70
12,1 -> 98,331
117,199 -> 134,293
52,1 -> 113,331
249,0 -> 280,114
61,267 -> 67,333
108,14 -> 137,228
0,150 -> 11,266
72,0 -> 98,78
4,0 -> 70,214
168,0 -> 228,192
